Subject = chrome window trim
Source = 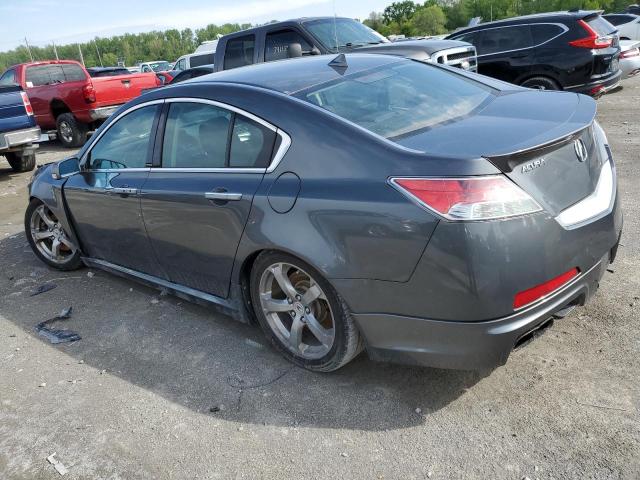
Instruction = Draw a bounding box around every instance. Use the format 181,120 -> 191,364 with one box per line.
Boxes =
452,23 -> 569,58
81,97 -> 292,174
81,99 -> 165,169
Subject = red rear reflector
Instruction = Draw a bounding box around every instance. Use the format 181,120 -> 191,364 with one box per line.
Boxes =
569,20 -> 613,49
513,268 -> 580,310
20,91 -> 34,116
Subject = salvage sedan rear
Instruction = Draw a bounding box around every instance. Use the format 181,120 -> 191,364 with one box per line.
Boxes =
25,54 -> 622,372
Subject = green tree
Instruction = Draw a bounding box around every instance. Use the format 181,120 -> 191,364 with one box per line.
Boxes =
383,1 -> 419,23
412,5 -> 448,35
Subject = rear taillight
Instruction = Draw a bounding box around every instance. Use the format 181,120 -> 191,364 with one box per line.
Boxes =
513,268 -> 580,309
569,20 -> 613,49
82,84 -> 96,103
390,176 -> 542,221
620,48 -> 640,59
20,91 -> 34,116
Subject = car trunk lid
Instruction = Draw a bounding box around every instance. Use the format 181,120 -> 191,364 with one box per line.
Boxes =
395,90 -> 603,216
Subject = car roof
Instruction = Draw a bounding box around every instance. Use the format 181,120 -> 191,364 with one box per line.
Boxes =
185,53 -> 404,95
452,10 -> 602,33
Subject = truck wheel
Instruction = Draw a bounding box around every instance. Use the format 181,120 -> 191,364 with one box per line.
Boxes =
56,113 -> 88,148
5,152 -> 36,172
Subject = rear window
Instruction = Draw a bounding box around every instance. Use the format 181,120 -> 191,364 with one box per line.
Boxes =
296,62 -> 493,140
586,15 -> 616,36
0,68 -> 16,86
224,35 -> 255,70
190,53 -> 215,68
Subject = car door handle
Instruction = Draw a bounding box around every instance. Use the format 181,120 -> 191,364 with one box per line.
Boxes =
204,191 -> 243,201
107,187 -> 139,195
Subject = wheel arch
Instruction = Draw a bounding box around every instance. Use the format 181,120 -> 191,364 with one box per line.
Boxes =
517,73 -> 563,89
50,99 -> 72,119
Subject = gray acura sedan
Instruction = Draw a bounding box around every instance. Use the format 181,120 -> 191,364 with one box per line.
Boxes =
25,54 -> 622,372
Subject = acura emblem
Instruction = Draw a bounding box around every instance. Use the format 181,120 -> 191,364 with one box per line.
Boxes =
574,139 -> 588,163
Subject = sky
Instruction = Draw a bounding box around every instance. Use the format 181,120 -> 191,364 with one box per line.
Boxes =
0,0 -> 391,51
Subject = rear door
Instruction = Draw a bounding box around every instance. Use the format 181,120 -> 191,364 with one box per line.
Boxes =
140,99 -> 277,298
475,25 -> 535,83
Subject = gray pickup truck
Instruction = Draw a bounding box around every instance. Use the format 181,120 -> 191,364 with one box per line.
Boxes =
0,85 -> 40,172
213,17 -> 477,72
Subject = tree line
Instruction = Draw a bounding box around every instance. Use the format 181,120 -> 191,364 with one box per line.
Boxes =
0,0 -> 631,72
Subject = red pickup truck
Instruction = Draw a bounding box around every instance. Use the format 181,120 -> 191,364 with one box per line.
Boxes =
3,60 -> 160,147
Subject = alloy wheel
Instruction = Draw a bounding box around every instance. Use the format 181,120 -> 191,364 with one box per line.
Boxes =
59,121 -> 74,144
258,262 -> 336,360
30,205 -> 77,264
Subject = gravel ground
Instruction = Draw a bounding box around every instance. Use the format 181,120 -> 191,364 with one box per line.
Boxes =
0,80 -> 638,480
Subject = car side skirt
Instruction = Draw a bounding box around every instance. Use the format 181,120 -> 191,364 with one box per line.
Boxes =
81,257 -> 250,322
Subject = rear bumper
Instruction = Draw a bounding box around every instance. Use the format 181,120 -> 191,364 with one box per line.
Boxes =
0,126 -> 41,152
566,70 -> 622,95
356,250 -> 614,370
88,105 -> 122,121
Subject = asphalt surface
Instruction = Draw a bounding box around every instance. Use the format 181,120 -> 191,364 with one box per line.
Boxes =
1,80 -> 639,480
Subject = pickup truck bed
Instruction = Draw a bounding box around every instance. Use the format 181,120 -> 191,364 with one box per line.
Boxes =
0,85 -> 40,172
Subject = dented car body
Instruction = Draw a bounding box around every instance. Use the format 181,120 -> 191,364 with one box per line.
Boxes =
26,54 -> 622,371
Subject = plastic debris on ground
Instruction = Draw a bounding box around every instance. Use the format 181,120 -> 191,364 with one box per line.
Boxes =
30,283 -> 57,296
46,452 -> 69,476
35,306 -> 81,344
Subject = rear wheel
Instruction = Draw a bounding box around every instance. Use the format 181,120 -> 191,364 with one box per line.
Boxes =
520,76 -> 561,91
25,200 -> 82,271
250,251 -> 363,372
56,113 -> 88,148
5,152 -> 36,172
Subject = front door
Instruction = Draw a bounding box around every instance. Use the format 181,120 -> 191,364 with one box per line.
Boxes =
141,100 -> 277,298
63,103 -> 166,278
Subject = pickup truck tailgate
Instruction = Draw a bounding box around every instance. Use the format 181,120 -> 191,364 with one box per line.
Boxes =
0,86 -> 34,134
91,73 -> 159,107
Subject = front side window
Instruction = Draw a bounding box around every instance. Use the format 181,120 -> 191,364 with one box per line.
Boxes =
224,35 -> 255,70
175,59 -> 187,70
297,61 -> 493,140
265,29 -> 313,61
303,18 -> 387,52
0,68 -> 16,86
89,105 -> 159,169
477,25 -> 533,55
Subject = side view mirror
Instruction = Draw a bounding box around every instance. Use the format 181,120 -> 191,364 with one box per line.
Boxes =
310,46 -> 321,55
52,157 -> 80,180
288,43 -> 303,58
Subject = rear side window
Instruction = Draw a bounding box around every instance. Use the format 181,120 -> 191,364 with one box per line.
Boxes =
297,62 -> 493,139
61,64 -> 86,82
478,25 -> 533,55
531,24 -> 565,44
26,65 -> 65,86
265,29 -> 313,61
230,116 -> 276,168
190,53 -> 215,67
224,35 -> 255,70
0,68 -> 16,86
175,58 -> 187,70
586,16 -> 616,36
89,105 -> 159,169
162,102 -> 276,169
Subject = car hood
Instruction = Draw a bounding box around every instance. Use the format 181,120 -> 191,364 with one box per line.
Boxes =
354,39 -> 473,58
395,90 -> 596,158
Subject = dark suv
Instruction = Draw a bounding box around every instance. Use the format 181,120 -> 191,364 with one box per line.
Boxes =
446,11 -> 621,96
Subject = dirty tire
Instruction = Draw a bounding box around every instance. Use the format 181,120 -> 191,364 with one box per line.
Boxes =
5,152 -> 36,172
250,251 -> 364,372
25,199 -> 82,271
56,113 -> 88,148
520,76 -> 561,91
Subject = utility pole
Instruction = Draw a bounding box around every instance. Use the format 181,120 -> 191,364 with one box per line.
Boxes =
52,41 -> 59,60
93,40 -> 103,67
78,43 -> 85,66
24,37 -> 34,62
